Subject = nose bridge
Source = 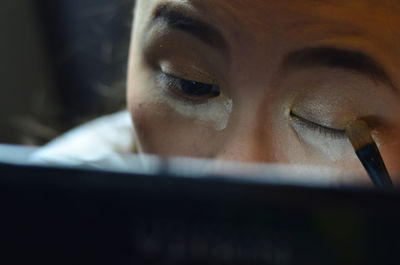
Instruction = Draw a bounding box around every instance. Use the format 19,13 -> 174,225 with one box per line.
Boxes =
215,113 -> 278,163
217,46 -> 283,163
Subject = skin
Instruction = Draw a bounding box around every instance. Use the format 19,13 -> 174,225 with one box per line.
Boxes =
127,0 -> 400,185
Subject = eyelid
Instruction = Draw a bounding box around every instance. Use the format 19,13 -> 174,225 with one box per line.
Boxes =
159,60 -> 215,84
290,111 -> 346,139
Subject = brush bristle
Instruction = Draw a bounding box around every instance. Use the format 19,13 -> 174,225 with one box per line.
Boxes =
345,120 -> 374,150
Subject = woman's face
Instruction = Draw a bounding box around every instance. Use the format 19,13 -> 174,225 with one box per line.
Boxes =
127,0 -> 400,184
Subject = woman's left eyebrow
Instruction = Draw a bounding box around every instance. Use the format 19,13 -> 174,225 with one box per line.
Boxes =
149,3 -> 229,55
282,46 -> 397,90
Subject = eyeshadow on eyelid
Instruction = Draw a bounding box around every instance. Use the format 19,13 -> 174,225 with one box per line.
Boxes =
159,60 -> 215,84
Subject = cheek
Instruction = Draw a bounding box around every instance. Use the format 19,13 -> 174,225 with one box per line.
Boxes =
130,99 -> 222,157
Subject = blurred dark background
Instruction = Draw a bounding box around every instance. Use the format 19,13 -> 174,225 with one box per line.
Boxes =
0,0 -> 134,145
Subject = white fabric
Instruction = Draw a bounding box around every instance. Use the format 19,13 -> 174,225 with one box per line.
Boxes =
30,111 -> 135,166
0,144 -> 38,165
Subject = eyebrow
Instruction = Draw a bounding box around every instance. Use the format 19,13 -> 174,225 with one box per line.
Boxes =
150,4 -> 228,55
282,47 -> 395,88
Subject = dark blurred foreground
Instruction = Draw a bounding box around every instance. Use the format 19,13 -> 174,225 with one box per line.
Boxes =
1,159 -> 400,265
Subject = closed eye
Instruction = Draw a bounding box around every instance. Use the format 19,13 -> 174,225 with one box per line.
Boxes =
160,72 -> 220,102
290,111 -> 346,139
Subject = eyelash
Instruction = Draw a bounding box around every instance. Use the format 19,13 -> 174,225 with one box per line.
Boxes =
160,72 -> 220,102
290,111 -> 346,139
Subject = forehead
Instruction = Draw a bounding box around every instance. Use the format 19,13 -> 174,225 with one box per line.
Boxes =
138,0 -> 400,35
213,0 -> 400,34
136,0 -> 400,72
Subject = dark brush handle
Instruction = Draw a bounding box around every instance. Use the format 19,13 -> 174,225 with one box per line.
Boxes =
356,143 -> 394,189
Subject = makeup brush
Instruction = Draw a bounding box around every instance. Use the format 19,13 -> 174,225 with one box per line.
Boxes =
345,120 -> 393,189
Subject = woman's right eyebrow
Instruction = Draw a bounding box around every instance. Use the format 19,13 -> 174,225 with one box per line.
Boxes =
148,3 -> 229,56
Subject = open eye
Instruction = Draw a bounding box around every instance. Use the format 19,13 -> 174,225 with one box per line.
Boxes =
290,111 -> 346,139
161,72 -> 220,101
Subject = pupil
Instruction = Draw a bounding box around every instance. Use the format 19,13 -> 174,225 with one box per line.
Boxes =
180,79 -> 219,97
